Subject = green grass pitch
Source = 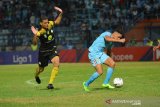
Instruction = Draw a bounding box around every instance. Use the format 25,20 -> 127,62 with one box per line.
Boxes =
0,62 -> 160,107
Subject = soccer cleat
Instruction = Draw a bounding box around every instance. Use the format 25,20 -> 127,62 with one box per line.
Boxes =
35,76 -> 41,84
83,82 -> 90,92
102,84 -> 115,89
47,84 -> 54,89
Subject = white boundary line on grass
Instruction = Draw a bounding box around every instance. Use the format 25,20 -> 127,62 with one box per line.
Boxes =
26,77 -> 46,86
25,74 -> 90,86
26,79 -> 39,86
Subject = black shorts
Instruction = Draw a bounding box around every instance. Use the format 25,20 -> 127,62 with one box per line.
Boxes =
38,50 -> 59,67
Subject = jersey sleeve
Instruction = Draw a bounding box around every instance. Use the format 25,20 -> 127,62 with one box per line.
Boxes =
100,32 -> 112,38
48,21 -> 55,29
36,21 -> 54,36
36,28 -> 46,37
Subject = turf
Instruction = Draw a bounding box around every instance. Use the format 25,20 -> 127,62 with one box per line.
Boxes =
0,62 -> 160,107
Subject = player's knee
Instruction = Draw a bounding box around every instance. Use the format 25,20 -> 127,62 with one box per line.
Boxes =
99,72 -> 103,75
39,67 -> 44,72
54,61 -> 60,67
110,62 -> 116,68
51,57 -> 60,67
97,71 -> 103,75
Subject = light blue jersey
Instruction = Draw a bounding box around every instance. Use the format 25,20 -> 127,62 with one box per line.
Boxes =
88,31 -> 112,66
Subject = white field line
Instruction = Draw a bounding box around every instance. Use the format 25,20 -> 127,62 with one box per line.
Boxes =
26,77 -> 46,86
25,74 -> 90,86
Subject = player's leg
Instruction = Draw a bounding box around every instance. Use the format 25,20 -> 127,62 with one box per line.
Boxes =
83,64 -> 103,92
35,66 -> 44,84
35,66 -> 44,77
35,52 -> 47,84
85,64 -> 103,86
102,57 -> 115,89
47,56 -> 60,89
83,56 -> 103,92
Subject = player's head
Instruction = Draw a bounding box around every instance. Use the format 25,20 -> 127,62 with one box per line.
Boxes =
40,16 -> 49,29
112,31 -> 122,39
112,25 -> 123,39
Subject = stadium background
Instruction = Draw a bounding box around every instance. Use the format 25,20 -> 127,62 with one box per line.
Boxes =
0,1 -> 160,107
0,0 -> 160,62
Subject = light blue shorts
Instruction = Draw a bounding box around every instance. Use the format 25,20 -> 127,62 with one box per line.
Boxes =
88,52 -> 110,66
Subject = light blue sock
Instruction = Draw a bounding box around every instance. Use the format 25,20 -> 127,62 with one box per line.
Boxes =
85,72 -> 100,86
103,67 -> 114,84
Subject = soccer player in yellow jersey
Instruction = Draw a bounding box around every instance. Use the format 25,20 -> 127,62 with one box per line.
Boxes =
31,6 -> 63,89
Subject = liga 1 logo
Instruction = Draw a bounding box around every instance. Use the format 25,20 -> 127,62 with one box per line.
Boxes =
13,54 -> 32,64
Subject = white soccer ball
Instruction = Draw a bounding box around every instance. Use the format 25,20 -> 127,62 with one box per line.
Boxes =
113,78 -> 123,87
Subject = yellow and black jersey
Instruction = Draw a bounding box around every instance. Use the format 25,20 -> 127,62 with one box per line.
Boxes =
37,21 -> 57,52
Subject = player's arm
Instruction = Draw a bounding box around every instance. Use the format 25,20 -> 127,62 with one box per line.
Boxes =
54,6 -> 63,25
31,26 -> 40,45
31,26 -> 40,36
32,35 -> 38,45
153,43 -> 160,51
105,36 -> 125,43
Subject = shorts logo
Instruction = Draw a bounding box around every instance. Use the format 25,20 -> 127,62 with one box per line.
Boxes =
93,59 -> 97,65
38,62 -> 41,65
93,58 -> 100,65
44,34 -> 47,38
48,35 -> 52,40
51,30 -> 54,33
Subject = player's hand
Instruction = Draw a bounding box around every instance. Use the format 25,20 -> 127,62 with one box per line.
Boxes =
31,26 -> 38,35
153,47 -> 156,51
54,6 -> 63,13
119,38 -> 125,43
153,46 -> 159,51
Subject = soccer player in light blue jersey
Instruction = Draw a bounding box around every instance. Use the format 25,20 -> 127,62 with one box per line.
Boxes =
83,29 -> 125,92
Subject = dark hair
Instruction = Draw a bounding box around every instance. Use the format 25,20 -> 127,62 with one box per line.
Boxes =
112,25 -> 125,39
114,25 -> 124,34
40,16 -> 48,22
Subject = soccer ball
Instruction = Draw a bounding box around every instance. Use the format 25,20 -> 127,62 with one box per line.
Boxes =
113,78 -> 123,87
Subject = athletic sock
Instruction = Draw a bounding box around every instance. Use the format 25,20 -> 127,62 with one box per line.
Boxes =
85,72 -> 100,86
103,67 -> 114,84
48,67 -> 59,84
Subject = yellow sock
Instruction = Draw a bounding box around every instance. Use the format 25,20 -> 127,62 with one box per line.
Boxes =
49,67 -> 59,84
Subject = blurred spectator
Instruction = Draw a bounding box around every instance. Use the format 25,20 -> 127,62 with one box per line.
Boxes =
30,13 -> 35,25
130,38 -> 137,46
81,22 -> 92,48
31,44 -> 38,51
143,36 -> 149,46
66,40 -> 74,49
146,39 -> 153,46
0,0 -> 160,51
0,0 -> 159,29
